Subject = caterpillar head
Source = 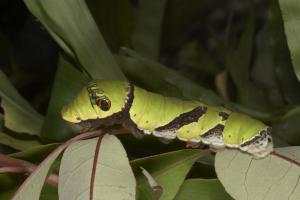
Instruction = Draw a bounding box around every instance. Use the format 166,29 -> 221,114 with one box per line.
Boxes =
61,80 -> 132,131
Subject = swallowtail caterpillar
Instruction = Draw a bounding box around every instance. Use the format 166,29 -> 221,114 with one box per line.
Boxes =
61,80 -> 273,158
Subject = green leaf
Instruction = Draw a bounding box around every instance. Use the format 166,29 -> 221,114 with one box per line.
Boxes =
251,0 -> 300,107
10,143 -> 59,163
86,0 -> 133,52
215,147 -> 300,200
10,131 -> 101,200
0,70 -> 43,135
24,0 -> 125,80
132,0 -> 168,60
279,0 -> 300,81
174,179 -> 233,200
0,132 -> 41,151
119,48 -> 222,105
177,42 -> 220,75
162,0 -> 220,49
272,106 -> 300,145
269,0 -> 300,105
0,189 -> 15,200
226,11 -> 267,111
131,149 -> 206,200
0,182 -> 58,200
11,145 -> 63,200
117,54 -> 183,98
140,167 -> 163,199
59,135 -> 136,199
40,184 -> 58,200
41,56 -> 90,140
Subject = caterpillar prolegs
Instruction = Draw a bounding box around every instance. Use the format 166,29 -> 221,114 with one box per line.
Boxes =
61,80 -> 273,158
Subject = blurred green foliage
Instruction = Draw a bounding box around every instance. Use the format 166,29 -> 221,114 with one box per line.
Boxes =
1,0 -> 300,199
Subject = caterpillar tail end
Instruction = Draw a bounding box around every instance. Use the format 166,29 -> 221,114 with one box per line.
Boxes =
239,127 -> 273,159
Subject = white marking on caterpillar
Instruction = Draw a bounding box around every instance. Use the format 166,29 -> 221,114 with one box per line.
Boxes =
189,137 -> 201,143
153,130 -> 177,139
201,135 -> 226,149
239,130 -> 273,159
143,130 -> 152,135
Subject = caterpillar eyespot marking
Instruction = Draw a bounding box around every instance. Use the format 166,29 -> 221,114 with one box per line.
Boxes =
61,80 -> 273,158
97,97 -> 111,111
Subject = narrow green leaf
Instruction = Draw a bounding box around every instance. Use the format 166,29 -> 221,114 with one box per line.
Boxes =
226,11 -> 267,110
227,14 -> 254,90
0,132 -> 41,151
0,103 -> 4,131
215,147 -> 300,200
40,184 -> 58,200
119,48 -> 222,105
59,135 -> 136,200
162,0 -> 220,49
0,182 -> 58,200
0,70 -> 43,135
178,42 -> 220,75
174,179 -> 233,200
41,56 -> 89,140
132,0 -> 168,60
279,0 -> 300,80
0,189 -> 15,200
270,0 -> 300,105
11,146 -> 62,200
86,0 -> 133,52
131,149 -> 206,200
24,0 -> 125,80
272,106 -> 300,145
10,143 -> 59,162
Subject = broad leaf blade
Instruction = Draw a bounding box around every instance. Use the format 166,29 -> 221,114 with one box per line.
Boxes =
59,135 -> 136,200
215,147 -> 300,200
24,0 -> 125,80
174,179 -> 233,200
131,149 -> 206,200
0,70 -> 43,135
279,0 -> 300,80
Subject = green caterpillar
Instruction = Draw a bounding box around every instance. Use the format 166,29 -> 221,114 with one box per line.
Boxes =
62,80 -> 273,158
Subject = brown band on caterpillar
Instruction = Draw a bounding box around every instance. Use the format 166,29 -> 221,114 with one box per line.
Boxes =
240,127 -> 272,147
218,112 -> 229,121
201,124 -> 224,138
155,106 -> 207,131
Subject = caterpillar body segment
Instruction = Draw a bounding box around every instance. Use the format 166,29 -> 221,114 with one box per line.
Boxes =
130,85 -> 206,137
61,80 -> 273,158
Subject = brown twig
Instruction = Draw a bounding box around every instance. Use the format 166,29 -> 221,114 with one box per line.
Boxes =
0,153 -> 59,186
89,135 -> 104,200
